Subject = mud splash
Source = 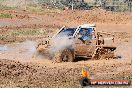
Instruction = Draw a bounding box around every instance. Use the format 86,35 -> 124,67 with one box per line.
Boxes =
0,40 -> 37,61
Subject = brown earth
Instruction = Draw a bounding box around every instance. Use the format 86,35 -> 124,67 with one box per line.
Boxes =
0,8 -> 132,88
0,8 -> 132,29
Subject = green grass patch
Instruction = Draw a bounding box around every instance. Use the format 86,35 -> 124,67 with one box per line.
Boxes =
0,28 -> 54,43
10,29 -> 47,36
0,13 -> 13,18
0,35 -> 8,40
26,5 -> 43,12
0,4 -> 16,10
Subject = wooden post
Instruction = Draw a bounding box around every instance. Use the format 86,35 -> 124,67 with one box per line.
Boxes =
130,2 -> 132,12
72,0 -> 74,10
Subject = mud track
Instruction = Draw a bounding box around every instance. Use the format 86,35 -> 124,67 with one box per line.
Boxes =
0,31 -> 132,88
0,9 -> 132,88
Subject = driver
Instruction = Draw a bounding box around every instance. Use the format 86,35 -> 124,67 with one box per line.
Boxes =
79,28 -> 93,42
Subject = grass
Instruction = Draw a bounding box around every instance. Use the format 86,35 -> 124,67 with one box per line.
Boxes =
26,5 -> 43,12
0,13 -> 13,18
0,28 -> 53,43
0,4 -> 16,10
0,35 -> 8,40
26,5 -> 62,14
10,29 -> 47,36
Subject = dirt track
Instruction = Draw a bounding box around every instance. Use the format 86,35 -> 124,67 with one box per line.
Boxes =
0,9 -> 132,88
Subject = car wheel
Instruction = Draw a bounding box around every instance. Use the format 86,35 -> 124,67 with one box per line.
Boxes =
53,49 -> 74,62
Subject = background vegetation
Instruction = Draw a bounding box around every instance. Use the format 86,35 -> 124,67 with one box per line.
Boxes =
0,0 -> 132,12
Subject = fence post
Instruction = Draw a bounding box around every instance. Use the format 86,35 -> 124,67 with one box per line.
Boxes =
128,1 -> 132,12
72,0 -> 74,10
130,2 -> 132,12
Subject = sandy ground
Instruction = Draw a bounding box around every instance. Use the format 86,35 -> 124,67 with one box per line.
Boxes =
0,9 -> 132,88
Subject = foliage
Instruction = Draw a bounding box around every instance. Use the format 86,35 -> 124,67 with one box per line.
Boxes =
73,1 -> 90,10
0,0 -> 131,11
38,0 -> 91,10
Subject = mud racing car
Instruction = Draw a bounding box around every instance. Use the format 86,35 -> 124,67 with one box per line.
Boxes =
34,24 -> 116,62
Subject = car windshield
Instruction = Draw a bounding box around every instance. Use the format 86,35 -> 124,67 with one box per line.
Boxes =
57,28 -> 76,37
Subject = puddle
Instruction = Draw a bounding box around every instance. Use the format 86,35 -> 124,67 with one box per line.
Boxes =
0,40 -> 38,60
0,20 -> 12,27
0,45 -> 8,51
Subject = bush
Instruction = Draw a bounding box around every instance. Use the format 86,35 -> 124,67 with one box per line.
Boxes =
38,0 -> 91,10
73,2 -> 90,10
60,0 -> 90,10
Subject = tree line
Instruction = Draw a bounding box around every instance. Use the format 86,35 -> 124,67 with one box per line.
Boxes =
37,0 -> 132,11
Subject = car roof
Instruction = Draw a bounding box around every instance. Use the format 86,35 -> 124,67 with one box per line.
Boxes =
79,24 -> 96,28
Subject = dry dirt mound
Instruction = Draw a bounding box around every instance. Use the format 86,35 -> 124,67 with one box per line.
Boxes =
61,8 -> 132,25
85,9 -> 132,24
0,8 -> 132,30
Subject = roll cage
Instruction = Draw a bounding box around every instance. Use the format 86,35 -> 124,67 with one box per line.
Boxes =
52,24 -> 96,39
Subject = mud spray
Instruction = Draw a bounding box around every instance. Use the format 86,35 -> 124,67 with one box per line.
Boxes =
0,40 -> 37,61
49,35 -> 74,55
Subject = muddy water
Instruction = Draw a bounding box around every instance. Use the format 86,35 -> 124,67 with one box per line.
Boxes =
0,45 -> 7,51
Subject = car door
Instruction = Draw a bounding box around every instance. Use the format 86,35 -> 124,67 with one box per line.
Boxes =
74,28 -> 96,56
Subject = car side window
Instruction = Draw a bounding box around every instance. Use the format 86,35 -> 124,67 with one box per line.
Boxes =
78,28 -> 93,41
